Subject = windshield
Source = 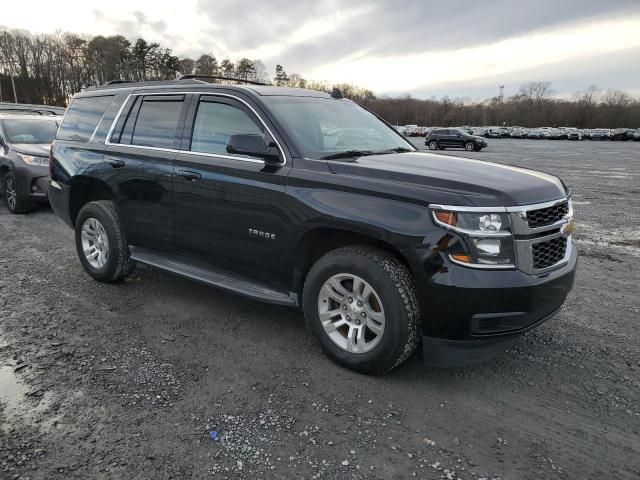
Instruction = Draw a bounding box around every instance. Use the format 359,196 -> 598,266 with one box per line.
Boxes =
263,96 -> 414,159
2,119 -> 59,144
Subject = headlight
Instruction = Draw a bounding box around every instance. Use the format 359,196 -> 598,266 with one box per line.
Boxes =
18,154 -> 49,166
431,208 -> 515,268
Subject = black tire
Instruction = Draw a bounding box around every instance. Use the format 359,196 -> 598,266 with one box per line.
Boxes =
302,246 -> 420,374
428,140 -> 438,150
75,200 -> 136,283
464,141 -> 475,151
4,172 -> 33,214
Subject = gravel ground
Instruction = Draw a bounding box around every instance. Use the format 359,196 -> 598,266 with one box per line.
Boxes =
1,139 -> 639,480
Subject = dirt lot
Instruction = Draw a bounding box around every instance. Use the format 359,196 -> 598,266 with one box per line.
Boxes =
1,139 -> 639,480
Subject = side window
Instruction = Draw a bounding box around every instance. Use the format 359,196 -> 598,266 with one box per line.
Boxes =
437,129 -> 448,135
190,98 -> 264,156
115,95 -> 185,149
57,95 -> 114,142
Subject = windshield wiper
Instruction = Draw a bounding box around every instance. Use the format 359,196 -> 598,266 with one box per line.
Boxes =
321,150 -> 375,160
389,147 -> 414,153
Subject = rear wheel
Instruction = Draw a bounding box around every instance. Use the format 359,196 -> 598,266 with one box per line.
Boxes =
428,140 -> 438,150
303,246 -> 420,374
75,200 -> 136,282
465,141 -> 475,151
4,172 -> 33,214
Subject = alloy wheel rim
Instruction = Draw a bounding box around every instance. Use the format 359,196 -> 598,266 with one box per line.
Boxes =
430,141 -> 437,149
5,177 -> 16,210
317,273 -> 385,354
81,217 -> 110,269
466,142 -> 473,151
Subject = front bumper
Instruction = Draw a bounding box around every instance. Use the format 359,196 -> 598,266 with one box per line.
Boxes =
402,236 -> 577,367
14,164 -> 49,202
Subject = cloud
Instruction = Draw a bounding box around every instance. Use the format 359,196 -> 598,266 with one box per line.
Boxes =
307,13 -> 640,96
2,0 -> 639,97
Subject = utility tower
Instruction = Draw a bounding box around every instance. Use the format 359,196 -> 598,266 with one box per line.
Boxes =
499,85 -> 504,102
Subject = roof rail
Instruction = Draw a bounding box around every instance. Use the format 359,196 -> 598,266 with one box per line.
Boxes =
104,79 -> 131,85
0,102 -> 65,116
178,74 -> 269,86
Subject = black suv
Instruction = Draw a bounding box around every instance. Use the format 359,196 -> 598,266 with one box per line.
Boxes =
49,79 -> 576,374
425,128 -> 487,151
0,105 -> 62,213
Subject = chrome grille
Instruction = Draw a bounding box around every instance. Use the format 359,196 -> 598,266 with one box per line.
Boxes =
532,237 -> 568,269
526,201 -> 569,228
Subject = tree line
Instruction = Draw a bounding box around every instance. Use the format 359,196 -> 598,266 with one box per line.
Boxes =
1,29 -> 639,128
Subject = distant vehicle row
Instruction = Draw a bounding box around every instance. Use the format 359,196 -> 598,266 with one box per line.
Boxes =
397,125 -> 640,141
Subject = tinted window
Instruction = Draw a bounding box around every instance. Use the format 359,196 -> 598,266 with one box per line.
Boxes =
191,99 -> 263,155
436,129 -> 448,135
3,119 -> 59,144
125,96 -> 185,149
58,96 -> 114,142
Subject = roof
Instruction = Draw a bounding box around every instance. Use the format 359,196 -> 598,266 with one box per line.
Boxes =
79,79 -> 331,99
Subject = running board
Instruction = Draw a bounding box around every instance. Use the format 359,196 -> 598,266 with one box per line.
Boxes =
129,246 -> 298,307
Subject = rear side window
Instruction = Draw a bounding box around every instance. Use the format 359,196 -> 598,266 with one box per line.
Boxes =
116,95 -> 185,149
57,96 -> 114,142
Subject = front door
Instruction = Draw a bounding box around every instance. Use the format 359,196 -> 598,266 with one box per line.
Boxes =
172,93 -> 292,288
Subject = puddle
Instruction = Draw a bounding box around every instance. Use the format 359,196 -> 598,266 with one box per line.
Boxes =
0,365 -> 28,431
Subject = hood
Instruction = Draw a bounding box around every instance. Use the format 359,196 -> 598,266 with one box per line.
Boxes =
327,152 -> 567,208
10,143 -> 51,157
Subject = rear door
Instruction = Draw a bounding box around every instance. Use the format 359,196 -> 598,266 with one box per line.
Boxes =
104,93 -> 189,250
439,129 -> 454,147
172,93 -> 292,288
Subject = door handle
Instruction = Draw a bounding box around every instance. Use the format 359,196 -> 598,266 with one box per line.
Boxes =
106,159 -> 125,168
177,170 -> 201,181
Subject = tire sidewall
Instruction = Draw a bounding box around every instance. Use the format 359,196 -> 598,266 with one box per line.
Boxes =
75,203 -> 122,282
303,251 -> 411,373
465,141 -> 474,151
4,172 -> 22,213
428,140 -> 438,150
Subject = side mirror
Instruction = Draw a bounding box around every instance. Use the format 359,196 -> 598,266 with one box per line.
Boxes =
226,134 -> 281,163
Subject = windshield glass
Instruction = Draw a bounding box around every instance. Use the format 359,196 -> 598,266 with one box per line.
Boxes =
2,119 -> 59,144
263,96 -> 414,159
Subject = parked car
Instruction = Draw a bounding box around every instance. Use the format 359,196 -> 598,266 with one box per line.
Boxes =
611,128 -> 634,141
509,127 -> 527,139
471,127 -> 486,137
49,79 -> 576,373
566,128 -> 583,140
526,129 -> 544,139
590,129 -> 611,140
0,110 -> 61,213
633,129 -> 640,141
425,128 -> 487,151
486,127 -> 508,138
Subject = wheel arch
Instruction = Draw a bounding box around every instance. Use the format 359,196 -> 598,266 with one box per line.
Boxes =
292,226 -> 412,297
0,164 -> 10,188
68,176 -> 115,226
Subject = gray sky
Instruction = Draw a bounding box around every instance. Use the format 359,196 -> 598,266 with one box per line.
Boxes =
4,0 -> 640,99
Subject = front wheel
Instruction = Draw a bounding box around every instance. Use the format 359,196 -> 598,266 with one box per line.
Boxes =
303,246 -> 420,374
4,172 -> 33,214
465,141 -> 475,151
75,200 -> 136,282
428,140 -> 438,150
